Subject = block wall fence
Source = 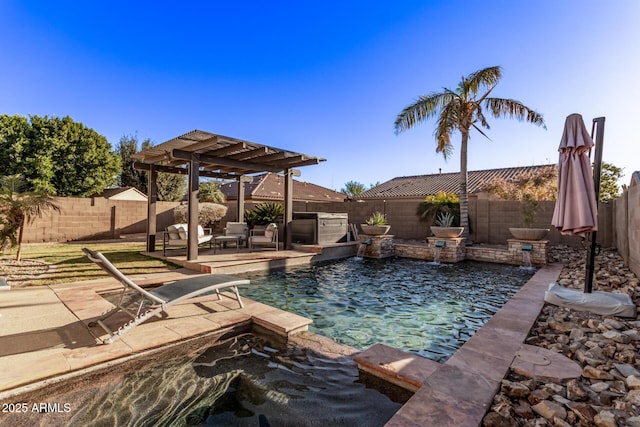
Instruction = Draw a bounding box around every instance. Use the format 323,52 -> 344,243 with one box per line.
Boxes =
20,186 -> 638,278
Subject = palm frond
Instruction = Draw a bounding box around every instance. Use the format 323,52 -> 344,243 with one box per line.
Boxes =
466,66 -> 502,96
471,124 -> 492,141
434,103 -> 458,159
394,92 -> 455,134
484,98 -> 546,129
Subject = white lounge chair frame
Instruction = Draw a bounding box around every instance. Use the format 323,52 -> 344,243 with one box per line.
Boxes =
82,248 -> 249,344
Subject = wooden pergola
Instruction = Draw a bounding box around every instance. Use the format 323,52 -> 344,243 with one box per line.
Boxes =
132,130 -> 325,260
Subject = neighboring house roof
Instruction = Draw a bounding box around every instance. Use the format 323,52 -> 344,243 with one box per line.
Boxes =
630,171 -> 640,187
100,187 -> 148,201
220,173 -> 346,202
357,164 -> 558,200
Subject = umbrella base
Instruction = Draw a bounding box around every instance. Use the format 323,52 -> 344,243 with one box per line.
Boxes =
544,283 -> 636,318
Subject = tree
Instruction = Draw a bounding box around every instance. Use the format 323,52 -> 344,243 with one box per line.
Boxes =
341,181 -> 366,197
199,180 -> 226,203
117,134 -> 148,193
0,114 -> 120,196
394,66 -> 546,240
598,162 -> 623,202
0,175 -> 60,261
157,172 -> 186,202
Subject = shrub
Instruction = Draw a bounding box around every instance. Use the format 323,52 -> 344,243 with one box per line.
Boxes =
417,191 -> 460,226
173,203 -> 228,228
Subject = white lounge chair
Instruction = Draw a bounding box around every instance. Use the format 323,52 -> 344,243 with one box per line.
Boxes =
82,248 -> 249,344
249,223 -> 279,251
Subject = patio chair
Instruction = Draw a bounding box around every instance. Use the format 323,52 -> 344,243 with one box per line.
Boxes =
249,223 -> 279,252
163,223 -> 213,256
223,222 -> 249,247
82,248 -> 249,344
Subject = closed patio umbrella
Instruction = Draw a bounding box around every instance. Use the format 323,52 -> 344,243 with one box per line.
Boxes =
551,113 -> 598,236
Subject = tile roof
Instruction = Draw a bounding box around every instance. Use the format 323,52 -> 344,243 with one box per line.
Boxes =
357,164 -> 557,199
220,173 -> 346,202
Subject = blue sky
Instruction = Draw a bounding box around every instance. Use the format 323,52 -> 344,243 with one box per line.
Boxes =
1,1 -> 639,191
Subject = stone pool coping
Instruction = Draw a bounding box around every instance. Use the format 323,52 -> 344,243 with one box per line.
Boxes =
379,263 -> 563,426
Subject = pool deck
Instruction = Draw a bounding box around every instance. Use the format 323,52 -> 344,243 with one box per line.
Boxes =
0,247 -> 564,427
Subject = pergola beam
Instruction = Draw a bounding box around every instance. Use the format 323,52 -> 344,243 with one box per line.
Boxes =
133,162 -> 239,180
172,149 -> 283,173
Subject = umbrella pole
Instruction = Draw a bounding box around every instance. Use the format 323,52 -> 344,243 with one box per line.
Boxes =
584,117 -> 605,293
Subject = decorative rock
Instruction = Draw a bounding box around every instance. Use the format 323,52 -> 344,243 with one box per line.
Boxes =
532,400 -> 567,421
549,320 -> 576,333
609,380 -> 627,394
569,328 -> 585,340
614,349 -> 637,364
566,379 -> 589,401
528,389 -> 550,405
583,366 -> 614,380
553,417 -> 572,427
626,375 -> 640,390
614,363 -> 640,378
627,416 -> 640,427
626,389 -> 640,406
482,411 -> 516,427
603,318 -> 624,330
598,390 -> 622,406
593,410 -> 617,427
514,402 -> 534,419
501,380 -> 530,398
566,402 -> 597,424
542,383 -> 565,395
622,329 -> 640,341
590,382 -> 610,393
603,330 -> 630,344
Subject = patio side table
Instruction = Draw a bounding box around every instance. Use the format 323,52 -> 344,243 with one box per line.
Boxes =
213,235 -> 241,253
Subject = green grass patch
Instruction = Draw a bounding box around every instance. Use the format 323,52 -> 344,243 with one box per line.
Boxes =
8,242 -> 179,286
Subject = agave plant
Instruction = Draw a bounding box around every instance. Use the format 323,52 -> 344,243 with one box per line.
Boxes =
434,211 -> 455,227
247,202 -> 284,226
365,211 -> 387,226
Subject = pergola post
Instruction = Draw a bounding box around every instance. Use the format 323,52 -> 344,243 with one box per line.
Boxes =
146,164 -> 158,252
237,175 -> 245,222
187,154 -> 200,261
284,168 -> 293,250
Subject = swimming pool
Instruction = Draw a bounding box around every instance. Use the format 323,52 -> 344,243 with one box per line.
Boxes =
241,258 -> 536,362
4,333 -> 401,426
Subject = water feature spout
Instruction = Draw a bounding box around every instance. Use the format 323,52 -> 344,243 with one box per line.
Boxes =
520,243 -> 533,269
356,238 -> 371,258
431,241 -> 446,264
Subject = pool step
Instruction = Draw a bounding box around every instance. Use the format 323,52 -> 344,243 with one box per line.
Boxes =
353,344 -> 440,392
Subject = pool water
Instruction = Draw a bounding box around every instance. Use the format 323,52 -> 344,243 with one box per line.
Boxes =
241,258 -> 536,362
5,334 -> 401,427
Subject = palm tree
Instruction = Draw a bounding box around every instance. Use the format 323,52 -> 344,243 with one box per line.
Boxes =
0,174 -> 61,260
394,66 -> 546,240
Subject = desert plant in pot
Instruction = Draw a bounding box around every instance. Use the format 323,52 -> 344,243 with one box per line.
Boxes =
360,211 -> 390,235
430,212 -> 464,238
